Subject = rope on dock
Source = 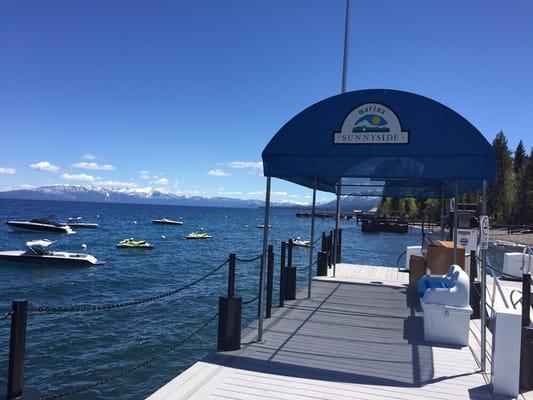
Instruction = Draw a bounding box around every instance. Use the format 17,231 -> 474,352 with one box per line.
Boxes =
37,311 -> 219,400
235,254 -> 262,262
28,259 -> 229,314
0,310 -> 13,324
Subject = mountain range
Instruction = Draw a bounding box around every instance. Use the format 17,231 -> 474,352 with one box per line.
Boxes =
0,185 -> 379,210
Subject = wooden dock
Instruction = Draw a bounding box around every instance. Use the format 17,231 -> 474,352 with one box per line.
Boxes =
147,264 -> 497,400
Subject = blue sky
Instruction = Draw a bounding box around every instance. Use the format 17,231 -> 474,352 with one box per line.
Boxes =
1,0 -> 532,204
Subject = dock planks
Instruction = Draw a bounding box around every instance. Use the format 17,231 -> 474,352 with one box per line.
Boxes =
148,265 -> 492,400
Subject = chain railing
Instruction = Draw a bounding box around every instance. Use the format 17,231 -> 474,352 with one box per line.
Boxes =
0,310 -> 13,324
235,254 -> 262,263
38,312 -> 219,400
28,258 -> 229,314
2,248 -> 275,400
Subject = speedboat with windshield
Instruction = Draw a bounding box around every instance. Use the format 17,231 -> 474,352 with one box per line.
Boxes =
0,239 -> 104,267
6,219 -> 75,234
66,217 -> 99,229
152,218 -> 183,225
185,232 -> 212,240
116,238 -> 154,249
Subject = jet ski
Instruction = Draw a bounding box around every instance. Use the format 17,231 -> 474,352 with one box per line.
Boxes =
116,238 -> 154,249
152,218 -> 183,225
0,239 -> 104,267
6,219 -> 75,234
185,232 -> 212,240
66,217 -> 99,229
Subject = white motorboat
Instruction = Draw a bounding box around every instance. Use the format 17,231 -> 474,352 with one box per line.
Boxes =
257,224 -> 272,228
0,240 -> 104,267
152,218 -> 183,225
6,219 -> 75,234
291,237 -> 312,247
66,217 -> 99,229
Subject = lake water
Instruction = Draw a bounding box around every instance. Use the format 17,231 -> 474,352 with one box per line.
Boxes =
0,199 -> 425,399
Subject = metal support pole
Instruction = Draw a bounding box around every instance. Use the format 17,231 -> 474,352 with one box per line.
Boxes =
228,253 -> 236,297
523,273 -> 531,327
480,179 -> 488,372
7,300 -> 28,400
453,181 -> 458,265
440,183 -> 445,235
279,241 -> 286,307
266,245 -> 274,319
307,179 -> 317,298
341,0 -> 351,93
258,176 -> 271,342
333,183 -> 341,277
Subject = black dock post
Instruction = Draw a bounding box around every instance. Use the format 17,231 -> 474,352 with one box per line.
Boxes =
6,301 -> 28,400
469,251 -> 480,319
287,239 -> 293,268
321,232 -> 326,252
279,241 -> 287,307
266,245 -> 274,318
336,228 -> 342,263
217,254 -> 241,351
317,251 -> 328,276
521,273 -> 533,389
284,240 -> 296,301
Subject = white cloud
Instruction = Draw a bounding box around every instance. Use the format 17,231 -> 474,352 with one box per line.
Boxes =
139,170 -> 150,179
72,161 -> 115,171
61,173 -> 95,182
287,194 -> 300,198
20,184 -> 36,189
247,191 -> 264,196
83,154 -> 98,160
227,161 -> 263,170
208,169 -> 231,177
272,191 -> 288,196
29,161 -> 60,172
155,177 -> 169,185
0,167 -> 16,174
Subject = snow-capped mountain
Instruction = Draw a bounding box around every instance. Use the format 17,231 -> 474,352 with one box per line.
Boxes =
0,185 -> 379,210
0,185 -> 267,208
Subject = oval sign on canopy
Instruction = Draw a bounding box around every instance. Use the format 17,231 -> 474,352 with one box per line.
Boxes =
334,103 -> 409,144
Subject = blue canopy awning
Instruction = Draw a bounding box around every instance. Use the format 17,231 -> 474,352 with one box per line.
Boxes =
262,89 -> 495,198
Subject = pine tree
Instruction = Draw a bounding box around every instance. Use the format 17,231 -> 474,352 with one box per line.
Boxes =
514,140 -> 527,174
489,131 -> 515,223
516,149 -> 533,222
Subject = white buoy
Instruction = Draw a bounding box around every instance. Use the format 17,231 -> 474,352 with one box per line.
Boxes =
133,221 -> 137,224
161,235 -> 166,239
81,244 -> 87,250
96,214 -> 100,218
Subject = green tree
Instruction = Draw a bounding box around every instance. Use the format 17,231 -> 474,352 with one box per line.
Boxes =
514,140 -> 527,173
516,149 -> 533,222
489,131 -> 515,223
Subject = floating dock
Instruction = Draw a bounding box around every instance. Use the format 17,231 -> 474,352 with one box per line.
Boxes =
147,264 -> 495,400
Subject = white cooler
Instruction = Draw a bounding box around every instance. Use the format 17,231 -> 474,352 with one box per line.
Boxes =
421,302 -> 472,346
421,265 -> 472,346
